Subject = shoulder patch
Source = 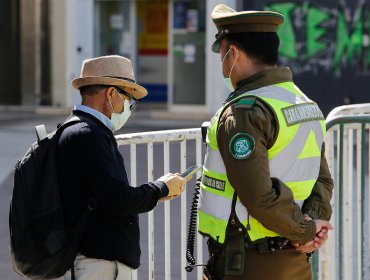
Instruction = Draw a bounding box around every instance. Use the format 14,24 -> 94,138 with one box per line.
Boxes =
234,97 -> 256,109
229,133 -> 255,160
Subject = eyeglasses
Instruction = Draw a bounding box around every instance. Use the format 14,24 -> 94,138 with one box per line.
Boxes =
115,87 -> 137,111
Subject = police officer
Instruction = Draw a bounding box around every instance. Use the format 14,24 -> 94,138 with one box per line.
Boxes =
198,4 -> 334,280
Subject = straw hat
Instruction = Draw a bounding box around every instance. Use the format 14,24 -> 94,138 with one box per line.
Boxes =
71,55 -> 147,99
211,4 -> 284,52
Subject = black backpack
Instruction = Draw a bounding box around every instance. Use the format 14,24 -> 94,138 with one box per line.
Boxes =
9,116 -> 96,279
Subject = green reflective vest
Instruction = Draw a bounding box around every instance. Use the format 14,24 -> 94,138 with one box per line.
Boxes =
198,81 -> 326,243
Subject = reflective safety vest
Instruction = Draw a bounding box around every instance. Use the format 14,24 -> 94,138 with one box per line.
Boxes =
198,81 -> 326,243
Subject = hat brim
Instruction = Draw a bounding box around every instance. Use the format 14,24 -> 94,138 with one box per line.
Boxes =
212,38 -> 222,53
71,76 -> 148,99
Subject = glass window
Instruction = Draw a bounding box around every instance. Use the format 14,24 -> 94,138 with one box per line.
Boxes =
172,0 -> 206,105
95,0 -> 131,58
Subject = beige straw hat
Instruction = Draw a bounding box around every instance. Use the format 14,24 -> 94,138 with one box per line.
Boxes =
71,55 -> 147,99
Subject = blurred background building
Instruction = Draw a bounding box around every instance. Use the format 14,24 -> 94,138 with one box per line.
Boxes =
0,0 -> 369,116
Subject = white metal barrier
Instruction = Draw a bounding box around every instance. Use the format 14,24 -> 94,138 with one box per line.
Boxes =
116,104 -> 370,280
314,104 -> 370,280
116,129 -> 204,280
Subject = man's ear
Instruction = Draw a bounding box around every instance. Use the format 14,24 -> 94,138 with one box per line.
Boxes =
105,86 -> 116,103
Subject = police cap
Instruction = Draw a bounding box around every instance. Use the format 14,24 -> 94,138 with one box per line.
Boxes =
211,4 -> 284,53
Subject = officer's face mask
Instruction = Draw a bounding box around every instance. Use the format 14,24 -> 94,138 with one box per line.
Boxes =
109,93 -> 132,131
221,48 -> 237,92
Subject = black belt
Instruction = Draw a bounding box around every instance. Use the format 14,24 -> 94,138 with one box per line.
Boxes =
245,237 -> 290,253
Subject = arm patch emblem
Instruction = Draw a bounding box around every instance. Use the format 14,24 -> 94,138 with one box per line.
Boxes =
229,133 -> 255,160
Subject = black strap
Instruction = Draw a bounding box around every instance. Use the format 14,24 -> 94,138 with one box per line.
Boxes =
71,262 -> 75,280
228,192 -> 249,240
103,75 -> 136,83
71,199 -> 97,247
231,192 -> 237,214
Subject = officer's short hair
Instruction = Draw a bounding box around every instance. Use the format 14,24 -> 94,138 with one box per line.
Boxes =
226,32 -> 279,66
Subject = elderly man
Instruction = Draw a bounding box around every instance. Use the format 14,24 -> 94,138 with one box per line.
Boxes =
198,4 -> 334,280
57,55 -> 187,279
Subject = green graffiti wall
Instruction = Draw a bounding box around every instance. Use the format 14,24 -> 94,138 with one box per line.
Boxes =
264,1 -> 369,75
244,0 -> 370,115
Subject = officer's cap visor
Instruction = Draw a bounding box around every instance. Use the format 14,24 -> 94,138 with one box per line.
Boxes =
212,32 -> 227,53
212,39 -> 221,53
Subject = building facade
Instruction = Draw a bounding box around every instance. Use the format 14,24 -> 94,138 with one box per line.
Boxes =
52,0 -> 236,115
1,0 -> 369,115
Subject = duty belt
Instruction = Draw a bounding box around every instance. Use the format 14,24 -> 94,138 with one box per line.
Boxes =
245,236 -> 291,254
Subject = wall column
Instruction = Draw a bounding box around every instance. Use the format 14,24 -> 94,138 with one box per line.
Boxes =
205,0 -> 236,114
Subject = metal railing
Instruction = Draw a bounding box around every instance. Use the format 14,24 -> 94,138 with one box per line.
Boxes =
116,129 -> 204,280
116,104 -> 370,280
313,105 -> 370,280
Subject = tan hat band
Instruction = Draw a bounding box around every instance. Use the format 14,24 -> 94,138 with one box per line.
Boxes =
103,76 -> 136,84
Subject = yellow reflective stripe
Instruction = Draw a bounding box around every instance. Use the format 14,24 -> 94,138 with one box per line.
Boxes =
286,179 -> 317,200
206,108 -> 223,150
198,210 -> 228,243
247,219 -> 280,241
320,120 -> 326,136
297,130 -> 321,159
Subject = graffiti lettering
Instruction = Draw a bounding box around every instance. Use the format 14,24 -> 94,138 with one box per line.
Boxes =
266,2 -> 369,76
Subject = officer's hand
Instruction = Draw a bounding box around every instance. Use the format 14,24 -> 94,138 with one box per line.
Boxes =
291,240 -> 315,253
157,173 -> 187,197
291,217 -> 332,253
292,228 -> 330,253
313,228 -> 329,248
314,219 -> 334,234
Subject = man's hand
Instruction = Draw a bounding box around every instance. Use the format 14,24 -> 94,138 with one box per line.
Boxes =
158,194 -> 180,202
292,216 -> 333,253
157,173 -> 187,198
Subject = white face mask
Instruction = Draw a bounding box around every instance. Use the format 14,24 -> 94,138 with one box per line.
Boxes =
109,95 -> 131,131
221,48 -> 237,92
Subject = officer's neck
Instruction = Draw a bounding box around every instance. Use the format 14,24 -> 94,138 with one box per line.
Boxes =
234,60 -> 277,85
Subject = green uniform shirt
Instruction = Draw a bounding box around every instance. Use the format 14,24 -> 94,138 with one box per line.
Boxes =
216,67 -> 333,243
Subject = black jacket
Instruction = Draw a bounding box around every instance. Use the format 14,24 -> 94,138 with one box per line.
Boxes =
56,110 -> 168,269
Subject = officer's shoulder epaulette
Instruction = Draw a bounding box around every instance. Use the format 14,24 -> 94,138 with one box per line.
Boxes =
233,96 -> 257,109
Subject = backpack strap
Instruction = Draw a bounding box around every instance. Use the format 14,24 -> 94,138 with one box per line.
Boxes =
34,115 -> 84,143
35,125 -> 48,143
57,115 -> 83,130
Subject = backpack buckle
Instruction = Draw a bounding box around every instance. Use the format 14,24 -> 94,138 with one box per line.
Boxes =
87,199 -> 98,211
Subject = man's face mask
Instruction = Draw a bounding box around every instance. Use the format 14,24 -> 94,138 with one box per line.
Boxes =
109,92 -> 132,131
221,48 -> 237,92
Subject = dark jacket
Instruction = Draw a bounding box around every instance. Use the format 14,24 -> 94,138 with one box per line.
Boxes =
56,110 -> 168,269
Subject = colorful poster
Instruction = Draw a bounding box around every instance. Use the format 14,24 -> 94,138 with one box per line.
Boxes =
137,1 -> 168,55
173,2 -> 187,30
